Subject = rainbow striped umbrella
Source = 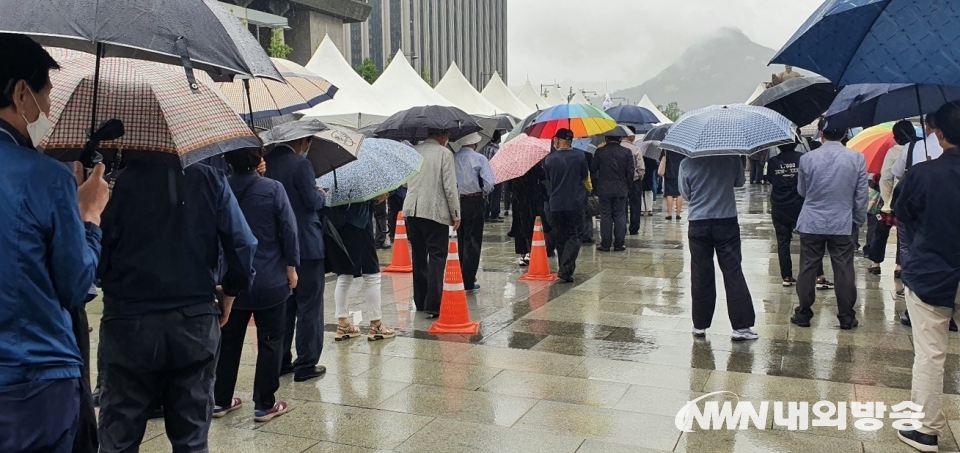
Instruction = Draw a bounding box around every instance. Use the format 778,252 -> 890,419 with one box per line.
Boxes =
848,123 -> 897,175
523,103 -> 618,139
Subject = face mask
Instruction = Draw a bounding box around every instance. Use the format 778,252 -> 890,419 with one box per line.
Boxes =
21,87 -> 52,148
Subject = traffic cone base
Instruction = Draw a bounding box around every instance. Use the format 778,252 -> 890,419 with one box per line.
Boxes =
520,216 -> 557,281
429,239 -> 480,335
384,212 -> 413,273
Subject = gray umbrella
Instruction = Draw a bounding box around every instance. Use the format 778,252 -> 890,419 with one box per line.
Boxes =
375,105 -> 482,142
261,119 -> 363,177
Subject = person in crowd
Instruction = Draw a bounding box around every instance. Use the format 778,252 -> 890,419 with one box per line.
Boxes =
482,130 -> 504,222
641,149 -> 658,217
326,196 -> 396,341
214,147 -> 298,422
372,196 -> 391,249
264,135 -> 328,383
661,149 -> 687,220
790,118 -> 868,330
543,129 -> 589,283
97,149 -> 256,451
894,102 -> 960,453
749,149 -> 769,184
591,130 -> 634,251
387,187 -> 406,243
867,120 -> 915,276
778,65 -> 803,82
620,126 -> 646,235
0,35 -> 110,453
509,163 -> 547,266
404,129 -> 460,317
453,132 -> 495,291
679,153 -> 756,340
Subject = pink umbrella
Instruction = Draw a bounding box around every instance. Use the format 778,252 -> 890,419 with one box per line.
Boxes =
490,133 -> 552,184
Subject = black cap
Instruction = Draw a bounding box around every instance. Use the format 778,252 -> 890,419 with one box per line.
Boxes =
554,128 -> 574,140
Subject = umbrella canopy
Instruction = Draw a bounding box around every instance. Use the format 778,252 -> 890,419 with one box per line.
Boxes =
374,105 -> 482,142
605,105 -> 660,130
524,103 -> 617,139
661,104 -> 795,158
490,134 -> 552,184
0,0 -> 282,82
40,48 -> 259,167
475,114 -> 519,149
749,76 -> 839,127
504,110 -> 542,142
771,0 -> 960,86
638,141 -> 663,160
316,138 -> 423,206
848,123 -> 898,174
825,83 -> 960,129
212,58 -> 338,121
642,124 -> 673,143
261,119 -> 363,177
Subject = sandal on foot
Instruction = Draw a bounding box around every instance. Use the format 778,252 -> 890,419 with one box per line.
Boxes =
213,398 -> 242,418
335,324 -> 362,341
254,401 -> 291,422
368,323 -> 396,341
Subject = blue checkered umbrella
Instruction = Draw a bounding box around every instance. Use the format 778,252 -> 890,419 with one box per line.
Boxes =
316,138 -> 423,206
660,104 -> 795,158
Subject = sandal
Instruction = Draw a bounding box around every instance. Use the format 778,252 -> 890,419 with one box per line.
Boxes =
213,398 -> 242,418
335,323 -> 362,341
368,323 -> 396,341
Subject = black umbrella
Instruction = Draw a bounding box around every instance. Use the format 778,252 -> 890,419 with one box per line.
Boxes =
375,105 -> 482,142
749,76 -> 838,127
605,105 -> 660,130
825,83 -> 960,130
641,124 -> 673,142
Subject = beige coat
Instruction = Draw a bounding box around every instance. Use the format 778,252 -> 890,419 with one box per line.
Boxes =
402,139 -> 461,225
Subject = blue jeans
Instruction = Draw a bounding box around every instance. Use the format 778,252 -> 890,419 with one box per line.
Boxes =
599,195 -> 628,249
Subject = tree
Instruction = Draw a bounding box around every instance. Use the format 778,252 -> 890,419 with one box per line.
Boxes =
541,86 -> 550,98
657,102 -> 684,122
355,58 -> 380,84
421,66 -> 432,87
566,87 -> 575,102
268,29 -> 293,59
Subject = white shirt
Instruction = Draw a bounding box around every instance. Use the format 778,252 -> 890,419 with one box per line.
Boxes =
892,133 -> 943,179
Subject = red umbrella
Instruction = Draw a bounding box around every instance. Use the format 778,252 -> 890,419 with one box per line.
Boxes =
490,133 -> 551,184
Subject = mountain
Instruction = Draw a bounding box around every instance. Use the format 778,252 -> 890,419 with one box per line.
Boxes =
611,28 -> 780,112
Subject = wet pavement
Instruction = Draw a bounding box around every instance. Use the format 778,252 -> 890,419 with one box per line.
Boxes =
87,185 -> 960,452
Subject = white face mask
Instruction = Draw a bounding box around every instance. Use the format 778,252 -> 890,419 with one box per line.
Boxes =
21,87 -> 52,148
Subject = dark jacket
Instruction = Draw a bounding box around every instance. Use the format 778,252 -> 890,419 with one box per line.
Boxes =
766,150 -> 804,210
99,158 -> 257,317
663,150 -> 686,179
642,156 -> 658,191
265,145 -> 326,261
326,201 -> 372,231
229,172 -> 299,310
590,142 -> 635,197
543,148 -> 589,212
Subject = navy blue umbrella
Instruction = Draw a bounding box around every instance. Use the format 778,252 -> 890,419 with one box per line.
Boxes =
825,83 -> 960,129
771,0 -> 960,86
605,105 -> 660,130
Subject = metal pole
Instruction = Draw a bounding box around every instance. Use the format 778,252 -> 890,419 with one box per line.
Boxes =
916,84 -> 929,159
90,42 -> 103,136
243,78 -> 256,131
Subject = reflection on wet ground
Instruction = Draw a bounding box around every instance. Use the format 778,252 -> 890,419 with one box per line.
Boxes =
87,185 -> 959,452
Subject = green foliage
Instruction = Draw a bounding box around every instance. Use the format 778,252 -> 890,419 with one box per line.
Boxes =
566,87 -> 575,102
268,29 -> 293,59
657,102 -> 684,122
421,66 -> 432,86
541,86 -> 550,98
355,58 -> 381,84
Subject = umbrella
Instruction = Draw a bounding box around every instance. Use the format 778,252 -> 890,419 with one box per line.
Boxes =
261,119 -> 363,177
748,76 -> 839,127
489,133 -> 552,184
825,83 -> 960,129
475,114 -> 519,149
524,103 -> 618,139
213,58 -> 338,121
771,0 -> 960,87
316,138 -> 423,206
374,105 -> 482,142
504,110 -> 542,142
638,141 -> 663,160
642,124 -> 673,143
40,48 -> 259,167
661,104 -> 795,158
605,105 -> 660,130
847,123 -> 898,175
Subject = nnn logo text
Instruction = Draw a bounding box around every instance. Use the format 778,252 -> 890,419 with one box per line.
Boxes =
675,392 -> 765,432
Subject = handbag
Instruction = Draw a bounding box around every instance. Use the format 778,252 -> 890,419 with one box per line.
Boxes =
585,195 -> 601,217
657,156 -> 667,177
867,187 -> 883,215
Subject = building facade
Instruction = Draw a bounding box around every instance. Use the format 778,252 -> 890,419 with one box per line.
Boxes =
344,0 -> 508,89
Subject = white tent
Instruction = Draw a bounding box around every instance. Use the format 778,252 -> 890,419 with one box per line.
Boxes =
434,62 -> 500,115
374,50 -> 455,111
481,72 -> 534,118
638,94 -> 673,124
745,83 -> 767,104
569,90 -> 591,105
544,85 -> 565,105
516,80 -> 551,111
300,35 -> 398,129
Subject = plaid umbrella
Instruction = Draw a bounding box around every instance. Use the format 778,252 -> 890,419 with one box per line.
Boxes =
490,133 -> 552,184
261,119 -> 363,177
661,104 -> 795,158
315,138 -> 423,206
524,103 -> 617,139
41,48 -> 259,167
214,58 -> 338,121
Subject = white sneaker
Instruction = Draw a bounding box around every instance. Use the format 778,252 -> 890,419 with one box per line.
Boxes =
692,328 -> 706,338
731,328 -> 759,341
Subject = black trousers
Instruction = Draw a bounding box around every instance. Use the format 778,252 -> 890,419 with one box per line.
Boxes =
215,302 -> 286,411
866,215 -> 898,264
795,233 -> 857,324
553,210 -> 584,278
0,378 -> 80,453
688,220 -> 755,330
487,185 -> 502,219
771,205 -> 825,279
750,161 -> 764,183
457,197 -> 486,288
407,216 -> 449,312
387,194 -> 403,242
372,200 -> 389,247
282,259 -> 325,372
628,180 -> 643,234
599,194 -> 628,249
502,182 -> 512,211
98,309 -> 219,453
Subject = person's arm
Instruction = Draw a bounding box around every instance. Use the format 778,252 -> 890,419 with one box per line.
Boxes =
734,156 -> 746,188
274,184 -> 300,270
797,156 -> 808,198
853,155 -> 869,227
48,172 -> 102,311
879,150 -> 899,212
216,179 -> 258,324
891,147 -> 908,179
624,152 -> 635,185
479,155 -> 496,196
294,161 -> 325,212
678,160 -> 691,200
441,150 -> 462,226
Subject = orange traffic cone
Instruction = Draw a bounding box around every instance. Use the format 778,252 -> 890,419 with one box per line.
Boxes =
520,216 -> 557,282
428,236 -> 480,335
384,212 -> 413,273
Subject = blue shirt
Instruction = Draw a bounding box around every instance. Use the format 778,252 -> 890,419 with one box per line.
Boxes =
0,121 -> 101,386
454,146 -> 495,196
543,148 -> 589,212
265,145 -> 326,260
679,155 -> 745,221
796,142 -> 869,235
895,149 -> 960,308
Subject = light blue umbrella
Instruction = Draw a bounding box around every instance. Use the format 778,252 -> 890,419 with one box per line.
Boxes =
660,104 -> 794,158
316,138 -> 423,206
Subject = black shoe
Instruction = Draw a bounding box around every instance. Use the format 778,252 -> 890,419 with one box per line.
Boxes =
839,319 -> 859,330
596,246 -> 610,252
665,216 -> 674,220
952,320 -> 958,332
92,386 -> 101,408
293,366 -> 327,382
898,429 -> 938,452
629,231 -> 639,236
868,266 -> 881,275
613,247 -> 626,252
557,274 -> 574,283
900,310 -> 912,327
424,311 -> 440,318
790,315 -> 811,328
280,364 -> 295,377
676,215 -> 682,221
895,269 -> 902,279
376,244 -> 392,250
581,237 -> 595,244
491,218 -> 505,223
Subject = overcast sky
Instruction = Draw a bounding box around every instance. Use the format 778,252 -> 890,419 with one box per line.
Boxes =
507,0 -> 823,91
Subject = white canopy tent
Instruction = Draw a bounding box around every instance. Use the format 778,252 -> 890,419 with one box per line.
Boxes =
638,94 -> 673,124
481,72 -> 534,118
544,85 -> 565,105
745,83 -> 767,104
373,50 -> 455,111
434,62 -> 500,115
516,80 -> 551,111
300,35 -> 397,129
569,90 -> 591,105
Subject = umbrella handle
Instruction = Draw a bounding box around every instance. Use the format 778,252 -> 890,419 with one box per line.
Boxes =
915,85 -> 930,158
175,37 -> 200,92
